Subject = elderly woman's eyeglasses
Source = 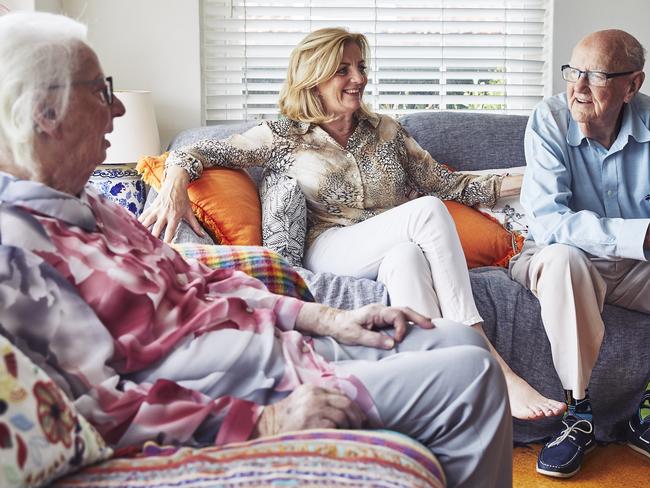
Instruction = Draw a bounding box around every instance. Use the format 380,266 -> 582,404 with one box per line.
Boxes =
561,65 -> 635,87
50,76 -> 114,104
75,76 -> 114,104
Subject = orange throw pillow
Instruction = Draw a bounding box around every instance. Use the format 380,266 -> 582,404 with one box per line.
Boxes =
443,201 -> 523,269
136,153 -> 262,246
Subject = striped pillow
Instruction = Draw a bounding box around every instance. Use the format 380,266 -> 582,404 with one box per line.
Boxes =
55,429 -> 445,487
173,243 -> 314,302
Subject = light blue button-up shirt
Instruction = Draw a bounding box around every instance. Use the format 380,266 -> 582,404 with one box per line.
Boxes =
522,92 -> 650,261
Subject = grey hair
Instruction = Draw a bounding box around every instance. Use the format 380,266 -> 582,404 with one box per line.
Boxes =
0,12 -> 87,174
625,37 -> 646,70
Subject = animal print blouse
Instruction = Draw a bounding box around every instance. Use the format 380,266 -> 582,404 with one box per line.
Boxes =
166,113 -> 502,247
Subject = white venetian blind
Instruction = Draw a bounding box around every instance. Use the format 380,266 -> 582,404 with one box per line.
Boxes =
201,0 -> 550,123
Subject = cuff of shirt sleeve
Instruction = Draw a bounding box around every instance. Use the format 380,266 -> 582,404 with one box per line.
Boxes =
273,296 -> 304,331
215,400 -> 264,445
165,151 -> 204,182
489,174 -> 505,208
616,218 -> 650,261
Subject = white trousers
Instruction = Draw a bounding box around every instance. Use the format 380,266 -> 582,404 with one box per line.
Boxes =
305,197 -> 482,325
510,243 -> 650,398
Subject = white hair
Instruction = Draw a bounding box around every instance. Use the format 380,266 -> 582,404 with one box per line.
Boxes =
0,12 -> 88,174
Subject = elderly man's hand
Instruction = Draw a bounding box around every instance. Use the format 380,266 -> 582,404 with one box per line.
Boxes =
296,302 -> 433,349
138,165 -> 205,243
252,384 -> 366,438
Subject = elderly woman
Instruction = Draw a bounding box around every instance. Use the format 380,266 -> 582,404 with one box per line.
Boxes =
0,12 -> 511,487
143,28 -> 564,420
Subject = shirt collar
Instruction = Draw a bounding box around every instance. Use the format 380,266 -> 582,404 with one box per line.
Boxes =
567,98 -> 650,149
566,116 -> 585,147
288,111 -> 381,135
0,171 -> 97,231
626,99 -> 650,144
359,111 -> 381,128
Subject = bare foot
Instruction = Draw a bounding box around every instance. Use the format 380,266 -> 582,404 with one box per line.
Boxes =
470,323 -> 566,420
504,370 -> 566,420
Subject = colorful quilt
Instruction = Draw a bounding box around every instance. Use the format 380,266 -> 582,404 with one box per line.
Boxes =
173,243 -> 314,302
54,429 -> 445,487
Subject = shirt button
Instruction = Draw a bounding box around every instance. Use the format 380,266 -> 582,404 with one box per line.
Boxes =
607,190 -> 613,197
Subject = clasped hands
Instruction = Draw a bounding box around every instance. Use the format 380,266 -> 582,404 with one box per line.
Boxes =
253,302 -> 433,438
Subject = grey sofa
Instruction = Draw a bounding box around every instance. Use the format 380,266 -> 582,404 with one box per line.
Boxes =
159,111 -> 650,444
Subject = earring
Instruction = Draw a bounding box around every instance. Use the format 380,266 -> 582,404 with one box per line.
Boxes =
34,124 -> 44,134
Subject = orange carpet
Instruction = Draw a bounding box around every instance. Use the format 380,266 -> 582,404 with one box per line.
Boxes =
513,443 -> 650,487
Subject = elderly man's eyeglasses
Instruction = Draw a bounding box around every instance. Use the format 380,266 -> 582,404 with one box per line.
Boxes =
561,65 -> 635,87
50,76 -> 114,104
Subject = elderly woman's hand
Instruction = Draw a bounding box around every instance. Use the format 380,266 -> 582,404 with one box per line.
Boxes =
138,165 -> 205,243
252,384 -> 366,438
296,302 -> 433,349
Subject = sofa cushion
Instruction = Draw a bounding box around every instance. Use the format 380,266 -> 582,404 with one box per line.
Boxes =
55,429 -> 446,487
137,153 -> 262,246
259,173 -> 307,267
172,243 -> 314,302
0,335 -> 112,488
400,111 -> 528,171
465,166 -> 529,238
444,201 -> 523,268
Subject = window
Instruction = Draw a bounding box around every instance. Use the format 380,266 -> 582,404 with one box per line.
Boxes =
201,0 -> 550,123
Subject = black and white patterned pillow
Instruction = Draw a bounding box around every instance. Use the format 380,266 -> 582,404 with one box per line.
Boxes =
259,172 -> 307,267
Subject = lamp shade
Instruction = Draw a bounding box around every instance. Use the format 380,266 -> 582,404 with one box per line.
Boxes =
104,91 -> 160,164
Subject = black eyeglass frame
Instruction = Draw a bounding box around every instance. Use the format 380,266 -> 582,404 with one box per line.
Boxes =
560,64 -> 636,86
50,76 -> 114,105
74,76 -> 114,105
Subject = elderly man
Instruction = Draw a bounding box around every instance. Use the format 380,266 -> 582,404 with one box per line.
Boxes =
0,12 -> 512,487
510,29 -> 650,478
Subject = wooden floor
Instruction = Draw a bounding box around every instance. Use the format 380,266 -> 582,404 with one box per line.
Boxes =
513,443 -> 650,487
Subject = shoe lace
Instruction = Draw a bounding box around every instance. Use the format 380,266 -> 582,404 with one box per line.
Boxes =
547,418 -> 593,448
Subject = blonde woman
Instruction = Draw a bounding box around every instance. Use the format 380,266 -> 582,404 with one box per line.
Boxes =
142,28 -> 563,421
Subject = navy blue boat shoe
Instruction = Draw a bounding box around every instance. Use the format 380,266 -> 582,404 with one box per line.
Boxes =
536,415 -> 596,478
627,392 -> 650,459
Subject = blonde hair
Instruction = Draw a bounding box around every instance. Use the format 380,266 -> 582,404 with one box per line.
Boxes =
278,28 -> 375,124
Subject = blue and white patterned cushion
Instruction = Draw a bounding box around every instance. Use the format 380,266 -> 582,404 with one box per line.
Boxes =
465,166 -> 528,238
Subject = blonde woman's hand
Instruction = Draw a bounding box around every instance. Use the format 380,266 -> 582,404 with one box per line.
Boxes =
138,165 -> 205,243
252,384 -> 366,438
499,174 -> 523,197
296,302 -> 433,349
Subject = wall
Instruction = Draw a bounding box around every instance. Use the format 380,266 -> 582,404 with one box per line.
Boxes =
59,0 -> 201,149
553,0 -> 650,96
3,0 -> 35,10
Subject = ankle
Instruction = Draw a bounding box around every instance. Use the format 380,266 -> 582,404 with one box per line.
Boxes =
565,389 -> 593,422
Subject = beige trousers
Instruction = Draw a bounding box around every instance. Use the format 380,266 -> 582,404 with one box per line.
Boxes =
510,243 -> 650,398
